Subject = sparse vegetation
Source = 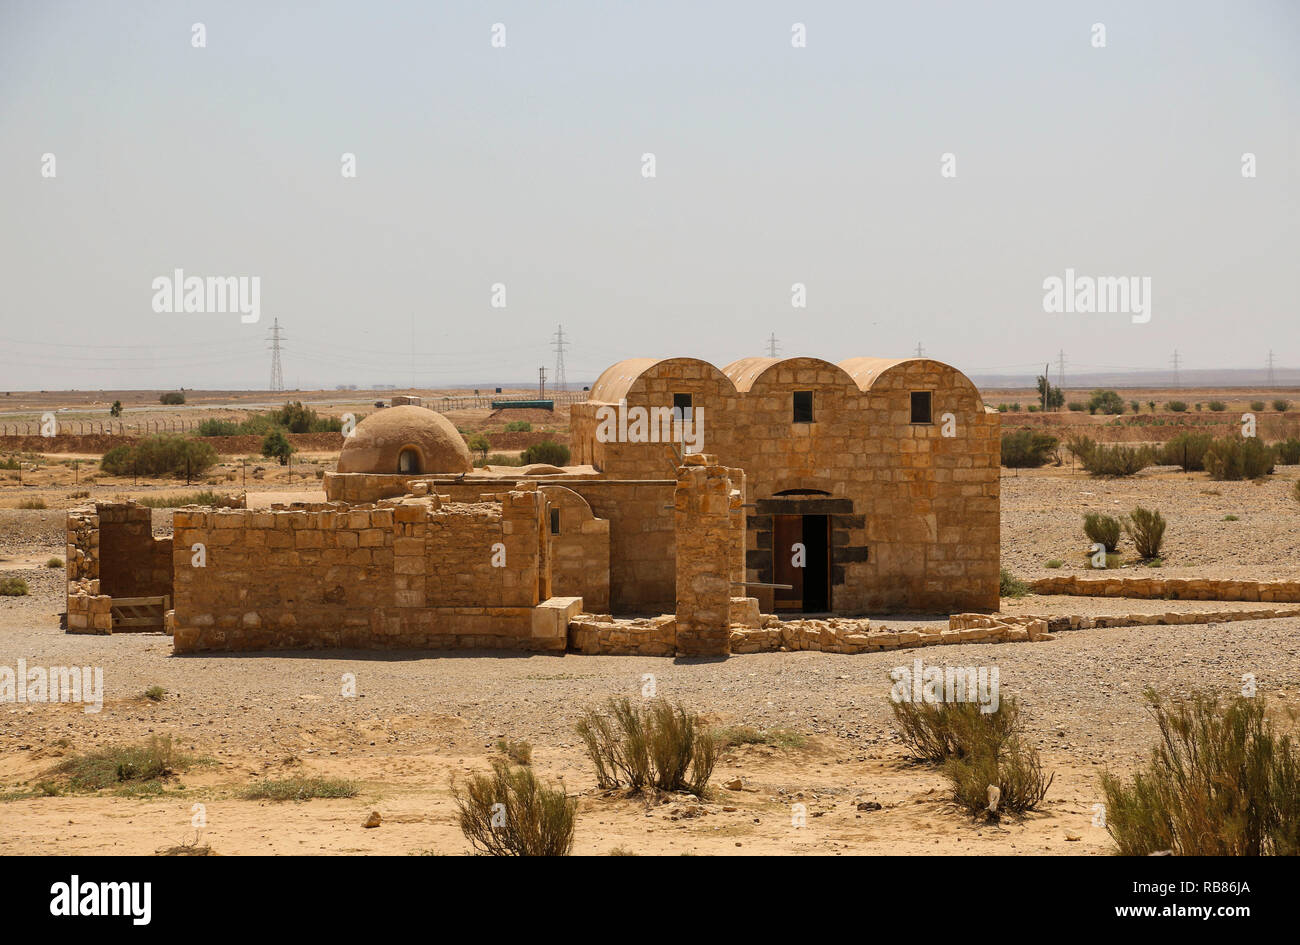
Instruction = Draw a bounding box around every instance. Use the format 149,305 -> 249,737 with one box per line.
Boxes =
1166,401 -> 1188,412
54,736 -> 192,792
1070,436 -> 1153,477
520,440 -> 571,467
1100,690 -> 1300,856
1158,432 -> 1212,472
467,433 -> 490,463
1208,400 -> 1227,412
1274,399 -> 1291,413
144,686 -> 166,702
452,759 -> 576,856
159,391 -> 186,405
1000,430 -> 1058,468
1082,512 -> 1122,552
1250,401 -> 1266,412
713,726 -> 807,750
999,569 -> 1029,598
241,777 -> 359,801
100,435 -> 217,478
1123,505 -> 1167,560
1204,436 -> 1275,481
1044,559 -> 1064,569
261,430 -> 295,466
1088,389 -> 1125,415
575,697 -> 718,796
1274,438 -> 1300,465
504,420 -> 532,432
135,490 -> 227,509
17,498 -> 46,509
496,739 -> 533,766
0,577 -> 29,596
46,556 -> 63,568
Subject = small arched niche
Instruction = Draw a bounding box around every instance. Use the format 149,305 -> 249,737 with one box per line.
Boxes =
397,447 -> 422,474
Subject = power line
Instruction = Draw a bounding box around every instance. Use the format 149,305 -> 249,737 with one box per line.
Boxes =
1170,349 -> 1181,389
1267,349 -> 1276,386
1057,349 -> 1066,390
766,332 -> 781,357
268,318 -> 285,392
915,342 -> 925,358
552,324 -> 569,392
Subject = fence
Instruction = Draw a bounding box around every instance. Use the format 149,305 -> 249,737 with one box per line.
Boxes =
0,418 -> 207,436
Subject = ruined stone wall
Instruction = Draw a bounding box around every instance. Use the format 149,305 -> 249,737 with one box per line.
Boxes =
674,456 -> 742,656
540,485 -> 610,613
66,503 -> 171,634
171,487 -> 562,653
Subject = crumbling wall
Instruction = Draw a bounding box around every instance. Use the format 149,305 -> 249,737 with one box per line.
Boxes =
66,503 -> 172,634
674,455 -> 743,657
171,487 -> 562,653
540,485 -> 610,613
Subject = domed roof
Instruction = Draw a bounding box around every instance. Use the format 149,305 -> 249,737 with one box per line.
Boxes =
337,405 -> 473,475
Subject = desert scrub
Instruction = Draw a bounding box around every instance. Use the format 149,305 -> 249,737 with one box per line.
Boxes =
144,686 -> 166,702
453,759 -> 576,856
890,694 -> 1052,818
713,725 -> 807,750
1077,440 -> 1153,477
1158,432 -> 1212,472
135,490 -> 225,509
496,739 -> 533,766
1122,506 -> 1167,560
999,430 -> 1058,468
998,569 -> 1029,598
241,777 -> 358,801
0,577 -> 29,596
55,736 -> 193,792
1044,559 -> 1064,569
1082,512 -> 1122,552
1204,436 -> 1275,480
575,697 -> 717,796
100,434 -> 217,478
46,557 -> 63,568
17,498 -> 47,509
1100,690 -> 1300,856
1275,438 -> 1300,465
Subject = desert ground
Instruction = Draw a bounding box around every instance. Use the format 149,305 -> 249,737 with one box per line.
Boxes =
1,387 -> 1298,855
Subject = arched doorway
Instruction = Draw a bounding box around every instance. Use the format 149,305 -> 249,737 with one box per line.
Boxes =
397,448 -> 421,474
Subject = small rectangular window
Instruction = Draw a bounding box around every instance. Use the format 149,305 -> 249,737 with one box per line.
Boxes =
549,509 -> 561,535
792,390 -> 814,423
910,391 -> 933,424
672,392 -> 693,422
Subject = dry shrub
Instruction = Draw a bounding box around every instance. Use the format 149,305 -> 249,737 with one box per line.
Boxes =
1204,437 -> 1276,480
575,697 -> 717,796
1122,505 -> 1167,560
452,759 -> 575,856
1101,690 -> 1300,856
1082,512 -> 1122,551
1158,432 -> 1213,471
496,739 -> 532,766
890,694 -> 1051,819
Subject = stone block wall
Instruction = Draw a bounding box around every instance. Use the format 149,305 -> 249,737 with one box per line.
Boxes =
674,455 -> 743,656
66,503 -> 172,634
171,487 -> 566,653
540,485 -> 610,613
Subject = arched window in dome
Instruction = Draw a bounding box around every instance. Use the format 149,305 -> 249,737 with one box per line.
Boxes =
398,448 -> 421,474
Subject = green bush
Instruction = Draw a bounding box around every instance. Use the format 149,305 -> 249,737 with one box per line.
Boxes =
1208,400 -> 1227,412
261,430 -> 295,466
453,759 -> 576,856
195,419 -> 240,436
1204,437 -> 1276,480
159,392 -> 185,405
1166,401 -> 1188,413
1072,437 -> 1152,476
1158,432 -> 1213,472
100,435 -> 217,478
999,430 -> 1058,468
1123,506 -> 1167,560
999,569 -> 1029,598
1088,390 -> 1125,415
0,577 -> 29,597
504,420 -> 532,432
467,433 -> 490,462
1083,512 -> 1122,552
1250,401 -> 1266,412
520,440 -> 570,466
1273,400 -> 1291,413
1275,438 -> 1300,465
890,697 -> 1021,763
575,697 -> 717,797
1100,690 -> 1300,856
1066,402 -> 1087,412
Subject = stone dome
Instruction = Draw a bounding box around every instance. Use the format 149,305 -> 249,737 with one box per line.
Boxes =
336,405 -> 473,475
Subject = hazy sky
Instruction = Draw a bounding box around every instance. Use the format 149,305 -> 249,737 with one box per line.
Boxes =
2,0 -> 1297,391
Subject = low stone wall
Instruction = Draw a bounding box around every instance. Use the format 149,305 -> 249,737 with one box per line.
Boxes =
1031,575 -> 1300,603
981,607 -> 1300,633
730,616 -> 1049,653
568,614 -> 677,656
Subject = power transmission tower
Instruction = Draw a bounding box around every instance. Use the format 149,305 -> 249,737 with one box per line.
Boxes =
1267,349 -> 1276,386
1057,349 -> 1066,391
1170,350 -> 1181,389
538,366 -> 546,398
915,342 -> 925,358
766,332 -> 781,357
267,318 -> 285,392
551,324 -> 569,392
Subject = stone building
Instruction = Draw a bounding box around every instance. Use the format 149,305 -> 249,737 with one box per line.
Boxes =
570,356 -> 999,614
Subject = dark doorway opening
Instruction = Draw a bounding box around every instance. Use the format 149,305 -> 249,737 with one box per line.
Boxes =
772,513 -> 831,613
